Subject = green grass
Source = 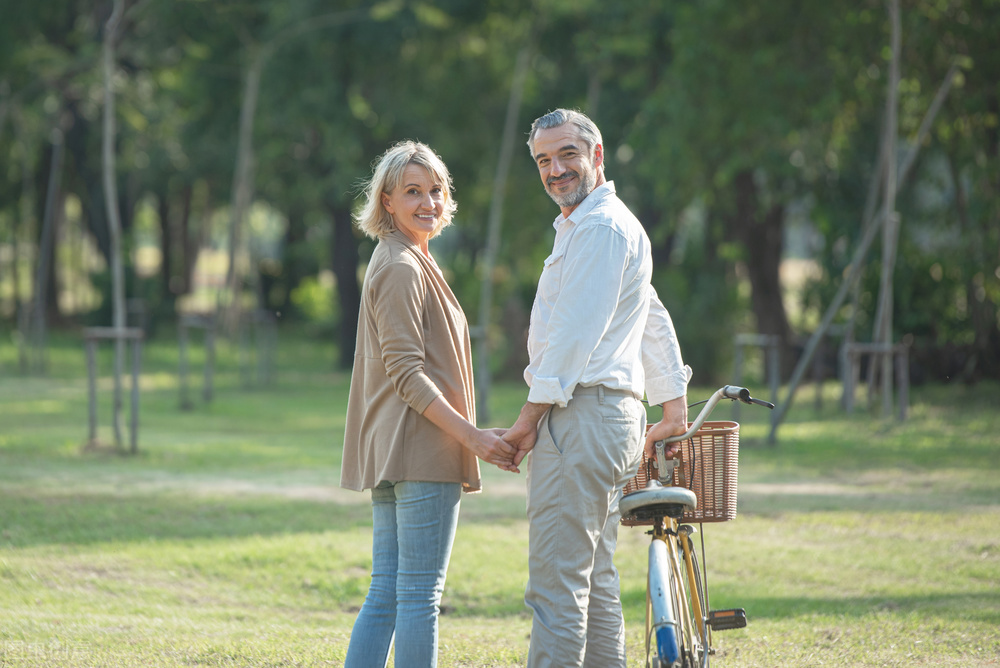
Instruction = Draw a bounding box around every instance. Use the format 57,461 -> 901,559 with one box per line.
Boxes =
1,329 -> 999,666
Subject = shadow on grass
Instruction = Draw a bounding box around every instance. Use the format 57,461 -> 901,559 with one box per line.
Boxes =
621,588 -> 1000,625
738,485 -> 1000,515
743,591 -> 1000,624
0,491 -> 372,548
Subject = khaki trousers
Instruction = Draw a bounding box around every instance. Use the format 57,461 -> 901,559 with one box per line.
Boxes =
524,385 -> 645,668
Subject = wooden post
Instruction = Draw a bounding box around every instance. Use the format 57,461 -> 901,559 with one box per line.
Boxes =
179,323 -> 191,410
844,345 -> 859,414
896,338 -> 911,421
204,324 -> 215,403
239,311 -> 251,387
256,310 -> 276,386
179,314 -> 216,409
840,341 -> 909,420
812,336 -> 824,412
127,298 -> 147,332
130,337 -> 141,454
766,336 -> 780,407
82,326 -> 143,452
86,339 -> 98,444
238,310 -> 277,388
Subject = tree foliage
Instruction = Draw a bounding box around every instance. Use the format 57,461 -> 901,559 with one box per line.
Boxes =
0,0 -> 996,384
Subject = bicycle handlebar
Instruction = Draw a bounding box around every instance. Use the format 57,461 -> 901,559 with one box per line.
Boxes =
662,385 -> 774,444
653,386 -> 774,483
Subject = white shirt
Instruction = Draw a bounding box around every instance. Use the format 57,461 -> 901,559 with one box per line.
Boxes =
525,181 -> 692,407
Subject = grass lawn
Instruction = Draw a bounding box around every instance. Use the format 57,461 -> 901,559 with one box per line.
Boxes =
1,328 -> 998,667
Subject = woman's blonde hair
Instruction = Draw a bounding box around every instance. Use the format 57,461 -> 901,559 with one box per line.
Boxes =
354,140 -> 457,240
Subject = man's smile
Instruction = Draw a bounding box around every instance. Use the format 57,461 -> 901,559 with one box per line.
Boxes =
547,172 -> 579,189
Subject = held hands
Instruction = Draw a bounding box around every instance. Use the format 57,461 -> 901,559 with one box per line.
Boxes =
421,397 -> 521,470
503,402 -> 551,474
644,395 -> 689,462
466,427 -> 518,470
497,401 -> 550,474
499,418 -> 536,474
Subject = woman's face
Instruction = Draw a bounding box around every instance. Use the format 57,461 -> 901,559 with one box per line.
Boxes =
381,164 -> 446,249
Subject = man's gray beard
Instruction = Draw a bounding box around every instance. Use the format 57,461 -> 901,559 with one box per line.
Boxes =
547,169 -> 596,209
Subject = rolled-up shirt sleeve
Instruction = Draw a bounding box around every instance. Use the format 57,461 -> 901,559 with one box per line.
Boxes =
368,259 -> 442,413
642,287 -> 693,405
527,225 -> 627,407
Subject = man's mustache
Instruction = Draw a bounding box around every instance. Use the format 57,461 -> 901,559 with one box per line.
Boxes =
547,171 -> 579,187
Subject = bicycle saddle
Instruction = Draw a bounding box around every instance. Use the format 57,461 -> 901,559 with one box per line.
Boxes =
620,480 -> 697,521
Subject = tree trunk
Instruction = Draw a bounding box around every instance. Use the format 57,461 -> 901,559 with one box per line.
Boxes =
222,9 -> 371,328
872,0 -> 902,416
158,188 -> 174,304
277,207 -> 309,316
330,204 -> 360,369
102,0 -> 126,447
10,101 -> 33,335
44,191 -> 63,324
181,182 -> 201,298
727,170 -> 792,363
63,101 -> 111,265
475,28 -> 534,420
223,48 -> 262,323
25,133 -> 65,374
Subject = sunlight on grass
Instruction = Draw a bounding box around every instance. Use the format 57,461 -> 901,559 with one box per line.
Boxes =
0,334 -> 998,667
2,398 -> 74,416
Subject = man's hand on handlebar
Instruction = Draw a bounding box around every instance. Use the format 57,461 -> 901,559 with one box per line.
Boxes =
644,395 -> 688,462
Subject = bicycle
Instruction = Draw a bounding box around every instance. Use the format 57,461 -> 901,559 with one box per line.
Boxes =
620,385 -> 774,668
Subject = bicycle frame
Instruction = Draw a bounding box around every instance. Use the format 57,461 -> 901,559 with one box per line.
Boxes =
645,513 -> 707,668
646,524 -> 681,665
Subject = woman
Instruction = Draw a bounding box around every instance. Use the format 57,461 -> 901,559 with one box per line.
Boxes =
341,140 -> 515,667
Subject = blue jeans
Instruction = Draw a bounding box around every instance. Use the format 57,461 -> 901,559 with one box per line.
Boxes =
345,481 -> 462,668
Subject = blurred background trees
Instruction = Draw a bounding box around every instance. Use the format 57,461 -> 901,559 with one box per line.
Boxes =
1,0 -> 997,386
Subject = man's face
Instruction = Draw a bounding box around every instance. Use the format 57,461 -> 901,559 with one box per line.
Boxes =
532,125 -> 602,212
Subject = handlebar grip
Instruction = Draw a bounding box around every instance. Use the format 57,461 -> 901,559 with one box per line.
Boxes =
722,385 -> 752,402
721,385 -> 774,408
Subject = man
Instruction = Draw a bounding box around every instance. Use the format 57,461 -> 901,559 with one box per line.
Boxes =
503,109 -> 692,667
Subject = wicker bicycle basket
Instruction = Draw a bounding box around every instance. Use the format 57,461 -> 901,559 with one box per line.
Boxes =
621,420 -> 740,526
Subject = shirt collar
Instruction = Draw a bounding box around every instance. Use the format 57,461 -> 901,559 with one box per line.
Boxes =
551,180 -> 616,230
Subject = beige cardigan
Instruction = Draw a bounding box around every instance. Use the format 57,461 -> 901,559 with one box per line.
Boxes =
341,230 -> 482,493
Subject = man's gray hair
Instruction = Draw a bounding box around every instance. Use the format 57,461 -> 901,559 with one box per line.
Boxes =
526,108 -> 603,158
